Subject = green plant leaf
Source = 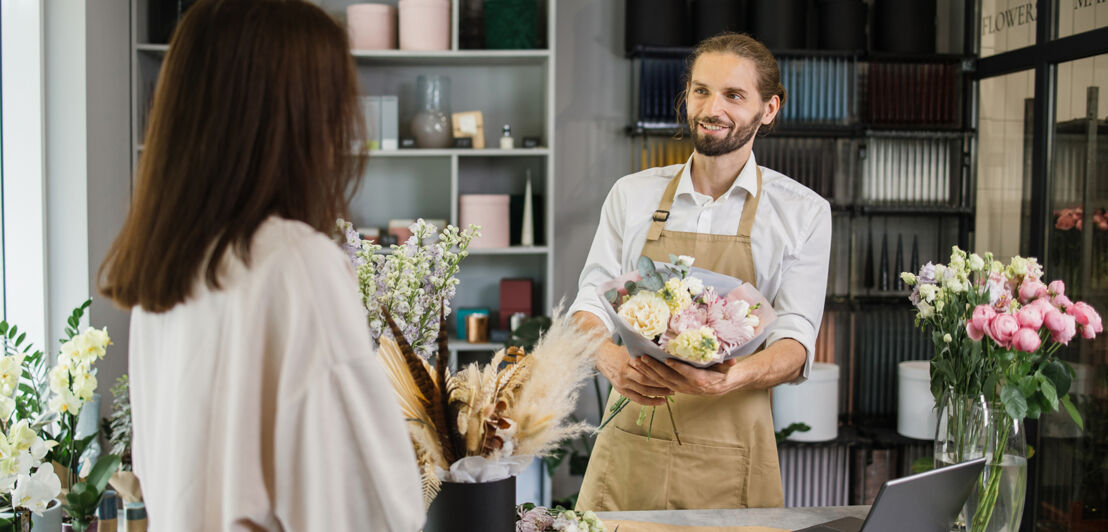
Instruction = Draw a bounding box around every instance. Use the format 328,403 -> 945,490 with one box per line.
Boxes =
637,256 -> 656,275
1025,396 -> 1042,419
911,456 -> 934,474
1001,384 -> 1028,420
1041,360 -> 1072,398
604,289 -> 620,305
1038,375 -> 1059,411
640,272 -> 664,291
1061,395 -> 1084,431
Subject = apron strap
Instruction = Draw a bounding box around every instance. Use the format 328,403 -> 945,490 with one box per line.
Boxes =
646,167 -> 684,241
736,166 -> 763,239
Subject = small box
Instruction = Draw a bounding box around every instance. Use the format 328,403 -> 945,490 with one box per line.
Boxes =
388,219 -> 415,243
357,226 -> 381,244
456,308 -> 490,340
361,96 -> 381,150
499,278 -> 534,329
452,111 -> 485,149
400,138 -> 417,148
380,95 -> 399,150
453,137 -> 473,148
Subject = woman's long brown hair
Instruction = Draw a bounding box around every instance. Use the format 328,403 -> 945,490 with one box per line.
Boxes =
100,0 -> 367,313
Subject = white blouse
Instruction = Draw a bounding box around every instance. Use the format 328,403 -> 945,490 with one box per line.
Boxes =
129,217 -> 424,531
568,154 -> 832,381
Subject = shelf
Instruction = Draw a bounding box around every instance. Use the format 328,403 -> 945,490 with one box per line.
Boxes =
626,45 -> 973,65
353,49 -> 551,66
368,148 -> 550,157
448,340 -> 504,352
852,205 -> 974,216
135,44 -> 551,65
468,246 -> 549,255
826,294 -> 915,309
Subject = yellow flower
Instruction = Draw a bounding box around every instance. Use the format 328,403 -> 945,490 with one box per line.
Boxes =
7,421 -> 35,452
660,278 -> 693,314
48,365 -> 70,396
618,292 -> 670,339
72,372 -> 97,402
48,390 -> 81,416
0,353 -> 25,396
665,326 -> 720,363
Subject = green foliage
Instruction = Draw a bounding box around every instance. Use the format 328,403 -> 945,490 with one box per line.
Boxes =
774,422 -> 811,444
507,317 -> 552,353
104,375 -> 133,470
911,456 -> 934,474
63,454 -> 121,531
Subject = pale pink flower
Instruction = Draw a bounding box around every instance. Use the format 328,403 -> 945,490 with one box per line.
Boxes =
971,305 -> 996,331
1016,305 -> 1044,330
966,320 -> 986,341
1012,328 -> 1042,353
985,272 -> 1009,305
1067,301 -> 1103,339
1044,311 -> 1076,345
1052,294 -> 1073,310
987,313 -> 1020,348
1018,279 -> 1048,303
669,306 -> 708,334
706,297 -> 758,351
1048,280 -> 1066,297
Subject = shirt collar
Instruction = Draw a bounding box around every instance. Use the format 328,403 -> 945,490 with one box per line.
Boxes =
674,152 -> 759,204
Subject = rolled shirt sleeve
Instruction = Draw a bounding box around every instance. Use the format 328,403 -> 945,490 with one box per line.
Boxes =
763,200 -> 832,383
568,185 -> 626,334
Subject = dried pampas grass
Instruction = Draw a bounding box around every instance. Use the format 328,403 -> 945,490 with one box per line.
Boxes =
504,306 -> 605,457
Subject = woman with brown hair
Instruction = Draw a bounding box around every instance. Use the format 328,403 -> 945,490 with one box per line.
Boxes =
99,0 -> 423,529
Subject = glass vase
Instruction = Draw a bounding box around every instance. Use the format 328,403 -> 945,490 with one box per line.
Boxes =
934,390 -> 988,531
410,75 -> 452,149
963,401 -> 1027,532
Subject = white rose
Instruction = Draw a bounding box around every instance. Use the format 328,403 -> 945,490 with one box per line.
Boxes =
919,284 -> 938,303
918,302 -> 934,319
681,276 -> 705,296
968,254 -> 985,272
617,292 -> 670,339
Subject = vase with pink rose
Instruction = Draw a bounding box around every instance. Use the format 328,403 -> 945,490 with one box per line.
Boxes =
903,247 -> 1102,532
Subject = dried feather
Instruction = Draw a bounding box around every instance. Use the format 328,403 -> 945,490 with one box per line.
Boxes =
432,304 -> 464,459
447,364 -> 482,438
383,309 -> 456,463
505,304 -> 605,457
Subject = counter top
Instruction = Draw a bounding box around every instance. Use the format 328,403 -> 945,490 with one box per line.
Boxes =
597,505 -> 871,531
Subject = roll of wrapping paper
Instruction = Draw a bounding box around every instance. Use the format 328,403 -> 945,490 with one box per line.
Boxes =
865,61 -> 959,127
777,56 -> 852,124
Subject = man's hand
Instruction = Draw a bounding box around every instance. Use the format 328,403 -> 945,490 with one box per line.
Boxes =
574,311 -> 673,406
632,338 -> 808,396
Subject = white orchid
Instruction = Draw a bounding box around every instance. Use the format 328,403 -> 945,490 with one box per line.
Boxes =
11,465 -> 61,515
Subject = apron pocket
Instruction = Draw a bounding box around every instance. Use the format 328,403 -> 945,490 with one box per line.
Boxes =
666,439 -> 751,510
599,426 -> 673,511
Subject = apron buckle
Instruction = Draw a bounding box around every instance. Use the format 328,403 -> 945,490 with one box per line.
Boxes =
652,210 -> 670,222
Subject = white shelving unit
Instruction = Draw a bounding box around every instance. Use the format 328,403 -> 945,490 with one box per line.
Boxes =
130,0 -> 556,507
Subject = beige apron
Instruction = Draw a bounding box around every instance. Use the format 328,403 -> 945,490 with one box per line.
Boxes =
577,165 -> 784,511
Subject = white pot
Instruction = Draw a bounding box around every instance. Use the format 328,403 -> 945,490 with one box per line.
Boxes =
896,360 -> 936,440
772,363 -> 840,442
31,498 -> 62,531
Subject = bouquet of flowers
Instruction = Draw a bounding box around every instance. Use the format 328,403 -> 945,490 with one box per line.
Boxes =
598,255 -> 775,368
374,307 -> 604,506
338,218 -> 480,359
903,247 -> 1102,532
516,503 -> 607,532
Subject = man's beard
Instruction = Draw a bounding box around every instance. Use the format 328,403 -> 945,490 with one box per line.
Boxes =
688,111 -> 762,157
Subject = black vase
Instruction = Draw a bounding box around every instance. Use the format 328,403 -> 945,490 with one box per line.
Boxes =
750,0 -> 808,51
691,0 -> 748,43
817,0 -> 867,51
873,0 -> 936,54
625,0 -> 691,54
425,476 -> 516,532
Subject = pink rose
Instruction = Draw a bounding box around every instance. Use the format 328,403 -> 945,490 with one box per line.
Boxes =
1012,328 -> 1042,353
1045,311 -> 1077,345
971,305 -> 996,331
1068,301 -> 1103,339
1018,279 -> 1048,303
1056,210 -> 1077,230
1052,294 -> 1073,310
1017,305 -> 1044,330
966,320 -> 986,341
987,313 -> 1020,348
1048,280 -> 1066,297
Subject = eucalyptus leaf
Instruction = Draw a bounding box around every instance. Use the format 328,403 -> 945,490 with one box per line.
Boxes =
624,281 -> 639,297
637,256 -> 656,275
640,272 -> 664,291
604,289 -> 620,305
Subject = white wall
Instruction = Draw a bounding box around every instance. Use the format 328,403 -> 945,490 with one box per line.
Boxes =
552,0 -> 632,500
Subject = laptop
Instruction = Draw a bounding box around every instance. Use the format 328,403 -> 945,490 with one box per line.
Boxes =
797,458 -> 987,532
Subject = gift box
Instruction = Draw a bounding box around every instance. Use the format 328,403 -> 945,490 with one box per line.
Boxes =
499,279 -> 533,330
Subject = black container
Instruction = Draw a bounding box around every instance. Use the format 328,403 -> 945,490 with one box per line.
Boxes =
691,0 -> 747,43
817,0 -> 867,51
625,0 -> 690,54
425,476 -> 516,532
147,0 -> 198,44
750,0 -> 808,50
873,0 -> 936,54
